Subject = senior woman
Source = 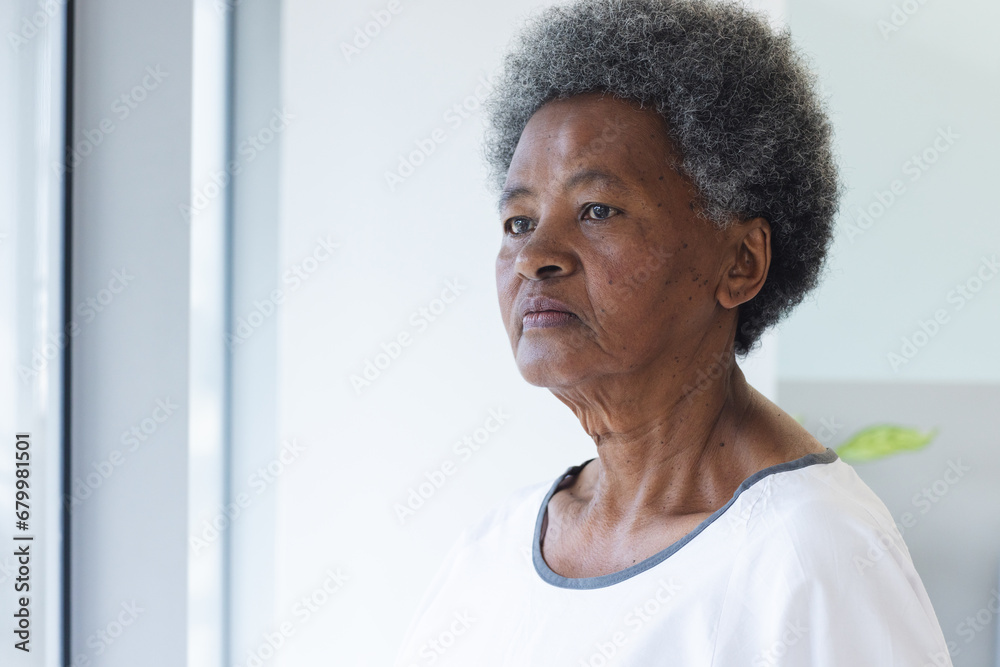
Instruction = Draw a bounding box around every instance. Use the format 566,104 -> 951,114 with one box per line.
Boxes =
393,1 -> 951,665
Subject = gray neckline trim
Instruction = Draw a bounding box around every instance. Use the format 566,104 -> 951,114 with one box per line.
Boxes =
532,447 -> 839,590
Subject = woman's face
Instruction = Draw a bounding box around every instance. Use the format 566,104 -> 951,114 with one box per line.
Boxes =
495,92 -> 745,389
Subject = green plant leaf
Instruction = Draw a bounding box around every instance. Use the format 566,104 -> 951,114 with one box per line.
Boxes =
836,425 -> 938,463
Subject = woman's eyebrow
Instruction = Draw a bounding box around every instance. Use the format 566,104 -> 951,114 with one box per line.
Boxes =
497,185 -> 531,213
498,168 -> 634,213
562,168 -> 631,193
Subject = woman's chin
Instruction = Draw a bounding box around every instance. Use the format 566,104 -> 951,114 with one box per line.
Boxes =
515,356 -> 588,389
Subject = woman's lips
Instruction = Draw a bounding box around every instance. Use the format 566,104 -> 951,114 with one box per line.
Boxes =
523,310 -> 578,329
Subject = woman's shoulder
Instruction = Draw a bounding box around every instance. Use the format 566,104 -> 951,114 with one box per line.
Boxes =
739,454 -> 912,572
759,452 -> 890,514
738,390 -> 902,545
715,455 -> 951,666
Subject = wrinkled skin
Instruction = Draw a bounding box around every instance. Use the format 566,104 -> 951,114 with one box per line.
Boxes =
495,92 -> 825,577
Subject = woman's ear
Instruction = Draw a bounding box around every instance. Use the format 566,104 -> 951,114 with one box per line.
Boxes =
716,217 -> 771,309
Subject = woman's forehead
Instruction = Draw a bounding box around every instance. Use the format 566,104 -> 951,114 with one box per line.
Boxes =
523,94 -> 666,148
507,95 -> 677,189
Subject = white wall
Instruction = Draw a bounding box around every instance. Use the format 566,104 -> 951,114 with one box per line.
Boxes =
779,0 -> 1000,384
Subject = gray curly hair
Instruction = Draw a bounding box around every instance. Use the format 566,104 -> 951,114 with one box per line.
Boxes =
482,0 -> 840,356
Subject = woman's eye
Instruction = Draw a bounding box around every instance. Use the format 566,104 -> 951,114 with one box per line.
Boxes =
584,204 -> 618,220
506,217 -> 534,235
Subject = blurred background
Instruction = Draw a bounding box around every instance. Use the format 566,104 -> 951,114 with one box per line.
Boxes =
1,0 -> 998,665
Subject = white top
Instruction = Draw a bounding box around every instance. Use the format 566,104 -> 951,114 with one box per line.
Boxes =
393,449 -> 953,667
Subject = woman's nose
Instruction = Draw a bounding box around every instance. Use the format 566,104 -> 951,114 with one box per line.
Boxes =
513,217 -> 580,281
